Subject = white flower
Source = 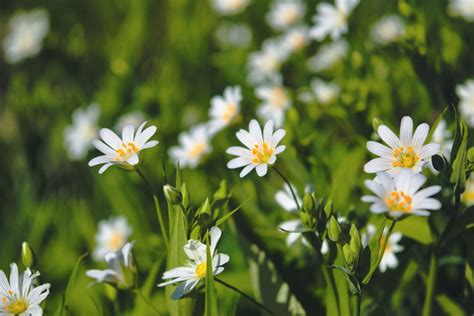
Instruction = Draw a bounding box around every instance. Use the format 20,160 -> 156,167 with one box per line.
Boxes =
214,22 -> 252,49
158,227 -> 229,300
115,111 -> 146,132
169,124 -> 212,168
64,104 -> 100,160
448,0 -> 474,22
456,79 -> 474,127
281,26 -> 310,53
363,224 -> 404,272
311,78 -> 340,105
276,184 -> 304,246
0,263 -> 50,315
362,170 -> 442,218
309,0 -> 359,41
86,242 -> 136,289
432,119 -> 453,159
364,116 -> 441,174
3,9 -> 49,64
208,86 -> 242,134
307,39 -> 348,73
248,40 -> 289,85
462,174 -> 474,207
227,120 -> 286,177
256,78 -> 292,128
266,0 -> 306,31
212,0 -> 250,15
93,216 -> 132,261
88,122 -> 158,174
371,15 -> 405,45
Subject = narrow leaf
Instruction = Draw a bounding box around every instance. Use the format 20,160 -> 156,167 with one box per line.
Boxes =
362,219 -> 386,284
205,239 -> 219,316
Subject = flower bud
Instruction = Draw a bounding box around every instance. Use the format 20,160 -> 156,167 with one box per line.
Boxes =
302,193 -> 315,212
372,118 -> 384,133
21,242 -> 36,269
328,216 -> 342,243
163,184 -> 182,205
349,224 -> 362,255
342,244 -> 355,267
197,198 -> 213,227
324,200 -> 333,218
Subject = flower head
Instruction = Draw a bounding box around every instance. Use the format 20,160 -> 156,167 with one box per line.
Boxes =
307,39 -> 348,73
169,124 -> 212,168
364,116 -> 440,174
3,9 -> 49,64
363,224 -> 404,272
212,0 -> 250,16
248,40 -> 289,85
0,263 -> 50,315
86,242 -> 137,289
362,170 -> 442,218
93,216 -> 132,261
64,104 -> 100,160
311,78 -> 340,105
227,120 -> 286,177
89,122 -> 158,174
214,22 -> 252,49
115,111 -> 146,132
310,0 -> 359,41
266,0 -> 306,31
208,86 -> 242,134
256,79 -> 292,128
456,79 -> 474,127
281,26 -> 310,54
371,15 -> 405,46
158,227 -> 229,300
448,0 -> 474,22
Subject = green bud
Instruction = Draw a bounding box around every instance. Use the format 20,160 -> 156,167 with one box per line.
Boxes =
212,180 -> 229,208
324,200 -> 333,218
181,183 -> 189,209
349,225 -> 362,255
343,244 -> 355,267
21,242 -> 36,269
163,184 -> 182,205
302,193 -> 315,212
328,216 -> 342,243
372,118 -> 384,133
197,199 -> 213,227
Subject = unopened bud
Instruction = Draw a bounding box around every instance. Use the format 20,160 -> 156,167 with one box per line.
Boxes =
302,193 -> 315,212
372,118 -> 384,133
343,244 -> 355,267
163,185 -> 182,205
324,200 -> 333,218
349,224 -> 362,254
197,199 -> 213,227
21,242 -> 36,269
328,216 -> 342,243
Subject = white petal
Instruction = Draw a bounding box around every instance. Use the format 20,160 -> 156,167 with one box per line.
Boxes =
271,129 -> 286,146
213,253 -> 230,267
127,154 -> 139,165
122,124 -> 135,144
367,141 -> 393,158
399,116 -> 413,147
263,120 -> 274,143
227,157 -> 250,169
412,123 -> 429,148
210,226 -> 222,253
89,155 -> 111,166
240,164 -> 255,177
93,140 -> 116,156
377,125 -> 401,148
171,279 -> 200,300
364,158 -> 392,173
249,119 -> 263,144
418,143 -> 441,159
256,164 -> 268,177
135,125 -> 157,148
99,163 -> 114,174
141,140 -> 159,149
100,128 -> 123,149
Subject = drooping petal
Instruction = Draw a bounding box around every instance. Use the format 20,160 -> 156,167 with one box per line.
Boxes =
88,155 -> 111,166
240,164 -> 255,177
99,163 -> 114,174
256,164 -> 268,177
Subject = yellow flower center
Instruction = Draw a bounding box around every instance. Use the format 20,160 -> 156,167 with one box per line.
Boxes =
188,143 -> 207,159
107,232 -> 124,252
384,191 -> 413,213
4,296 -> 28,314
115,142 -> 139,161
392,146 -> 419,168
195,262 -> 207,279
462,190 -> 474,206
221,103 -> 237,122
251,143 -> 274,164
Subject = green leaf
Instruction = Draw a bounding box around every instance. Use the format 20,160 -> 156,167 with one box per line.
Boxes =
205,238 -> 219,316
328,265 -> 361,295
427,107 -> 448,142
396,216 -> 433,245
435,294 -> 464,316
215,200 -> 248,227
362,219 -> 386,285
450,113 -> 469,194
54,253 -> 88,316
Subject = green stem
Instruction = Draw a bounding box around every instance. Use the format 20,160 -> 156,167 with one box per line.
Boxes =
134,288 -> 162,315
136,169 -> 169,249
375,220 -> 396,268
422,250 -> 437,316
214,277 -> 274,315
273,166 -> 301,210
353,293 -> 361,316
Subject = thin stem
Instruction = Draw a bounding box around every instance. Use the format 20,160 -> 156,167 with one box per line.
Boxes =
353,293 -> 361,316
422,250 -> 437,316
134,288 -> 162,315
375,219 -> 396,268
136,169 -> 169,249
273,166 -> 301,210
214,277 -> 274,315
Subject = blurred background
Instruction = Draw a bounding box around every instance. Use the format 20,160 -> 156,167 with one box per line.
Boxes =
1,0 -> 473,314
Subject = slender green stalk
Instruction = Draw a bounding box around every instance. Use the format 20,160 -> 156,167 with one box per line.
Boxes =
375,220 -> 396,268
422,251 -> 437,316
136,169 -> 169,249
353,293 -> 361,316
214,277 -> 274,315
273,166 -> 301,210
134,288 -> 162,315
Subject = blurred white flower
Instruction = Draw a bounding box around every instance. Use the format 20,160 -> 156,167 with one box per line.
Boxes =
364,116 -> 440,174
371,15 -> 405,45
0,263 -> 50,315
364,224 -> 404,272
3,8 -> 49,64
227,119 -> 286,177
307,39 -> 348,73
89,122 -> 158,174
115,111 -> 146,132
87,242 -> 136,289
64,104 -> 100,160
248,39 -> 289,85
208,86 -> 242,134
456,79 -> 474,127
276,184 -> 304,246
266,0 -> 306,31
169,124 -> 212,168
362,170 -> 442,218
215,22 -> 252,49
93,216 -> 132,261
212,0 -> 250,15
311,78 -> 340,105
309,0 -> 359,41
256,79 -> 292,128
281,26 -> 310,53
462,174 -> 474,207
158,227 -> 229,300
448,0 -> 474,22
432,119 -> 453,159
